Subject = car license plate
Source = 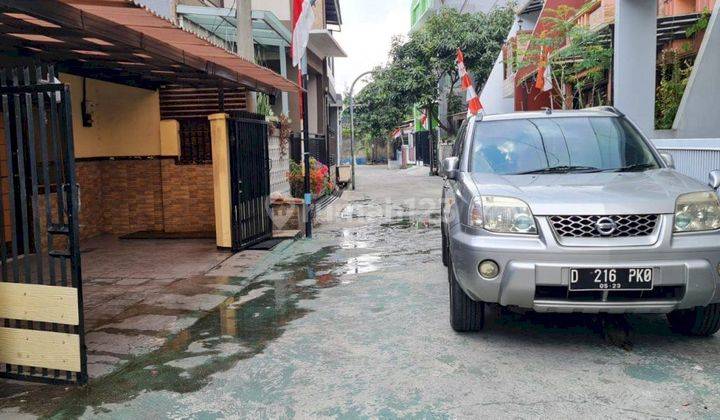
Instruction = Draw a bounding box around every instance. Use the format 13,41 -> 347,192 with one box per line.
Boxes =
569,268 -> 653,291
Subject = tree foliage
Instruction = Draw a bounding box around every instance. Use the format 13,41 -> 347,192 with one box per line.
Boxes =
390,7 -> 515,132
351,5 -> 515,141
354,66 -> 409,140
518,6 -> 613,108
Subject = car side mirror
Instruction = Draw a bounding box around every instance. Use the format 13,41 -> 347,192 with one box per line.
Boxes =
442,157 -> 459,180
709,170 -> 720,190
660,152 -> 675,169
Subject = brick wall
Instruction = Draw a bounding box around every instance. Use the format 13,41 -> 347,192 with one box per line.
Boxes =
160,160 -> 215,233
73,158 -> 215,239
76,161 -> 105,239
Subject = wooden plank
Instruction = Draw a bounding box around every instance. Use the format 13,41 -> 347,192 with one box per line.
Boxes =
0,327 -> 81,372
0,282 -> 79,325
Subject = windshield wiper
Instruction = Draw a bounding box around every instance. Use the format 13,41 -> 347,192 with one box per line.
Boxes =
607,163 -> 657,173
514,165 -> 601,175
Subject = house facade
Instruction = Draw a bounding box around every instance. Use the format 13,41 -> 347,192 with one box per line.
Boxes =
410,0 -> 508,30
483,0 -> 717,126
0,0 -> 298,383
176,0 -> 345,174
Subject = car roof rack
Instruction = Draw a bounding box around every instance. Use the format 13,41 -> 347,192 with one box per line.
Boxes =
587,106 -> 625,117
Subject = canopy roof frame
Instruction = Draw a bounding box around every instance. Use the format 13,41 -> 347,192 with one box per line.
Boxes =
0,0 -> 299,93
177,5 -> 292,48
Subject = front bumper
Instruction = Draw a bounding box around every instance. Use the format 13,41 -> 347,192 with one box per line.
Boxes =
449,215 -> 720,313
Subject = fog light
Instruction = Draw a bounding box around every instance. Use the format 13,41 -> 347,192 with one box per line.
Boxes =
479,260 -> 500,279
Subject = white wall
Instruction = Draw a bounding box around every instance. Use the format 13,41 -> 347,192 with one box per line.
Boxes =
480,52 -> 514,115
251,0 -> 292,21
670,2 -> 720,139
269,134 -> 291,195
440,0 -> 509,13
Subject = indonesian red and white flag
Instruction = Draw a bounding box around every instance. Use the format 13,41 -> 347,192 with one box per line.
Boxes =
535,49 -> 553,92
456,49 -> 483,116
420,109 -> 429,129
292,0 -> 315,71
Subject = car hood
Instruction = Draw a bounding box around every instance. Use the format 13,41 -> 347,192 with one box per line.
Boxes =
469,169 -> 709,215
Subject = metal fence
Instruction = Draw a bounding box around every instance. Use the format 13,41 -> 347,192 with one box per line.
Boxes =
289,133 -> 332,166
415,131 -> 431,166
652,138 -> 720,184
0,65 -> 86,384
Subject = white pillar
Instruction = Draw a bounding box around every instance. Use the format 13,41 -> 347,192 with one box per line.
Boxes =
279,45 -> 289,116
236,0 -> 256,112
613,0 -> 657,135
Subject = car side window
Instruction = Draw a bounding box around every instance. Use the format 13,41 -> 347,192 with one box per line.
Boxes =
453,120 -> 468,158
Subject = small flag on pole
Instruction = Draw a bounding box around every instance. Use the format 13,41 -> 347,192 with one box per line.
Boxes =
420,109 -> 429,130
456,49 -> 483,116
535,48 -> 553,92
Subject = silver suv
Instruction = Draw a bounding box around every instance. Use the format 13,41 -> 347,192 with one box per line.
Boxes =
441,108 -> 720,335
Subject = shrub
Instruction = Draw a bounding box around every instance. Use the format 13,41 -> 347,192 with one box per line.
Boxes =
287,158 -> 334,199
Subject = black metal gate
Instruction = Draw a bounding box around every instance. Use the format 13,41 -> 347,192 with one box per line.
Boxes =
415,131 -> 431,166
228,112 -> 272,252
0,65 -> 86,384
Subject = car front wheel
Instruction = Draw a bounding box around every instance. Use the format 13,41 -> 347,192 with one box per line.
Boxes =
449,260 -> 484,332
667,303 -> 720,336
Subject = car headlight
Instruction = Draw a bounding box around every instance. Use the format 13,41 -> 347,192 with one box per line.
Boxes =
468,196 -> 537,234
674,191 -> 720,233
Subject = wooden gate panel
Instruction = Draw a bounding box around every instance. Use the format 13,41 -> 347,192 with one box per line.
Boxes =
0,282 -> 79,325
0,327 -> 80,372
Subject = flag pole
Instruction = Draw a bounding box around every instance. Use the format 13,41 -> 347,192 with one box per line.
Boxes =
302,65 -> 312,239
302,0 -> 317,239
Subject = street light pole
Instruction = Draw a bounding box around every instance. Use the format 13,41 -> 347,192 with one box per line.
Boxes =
349,70 -> 373,191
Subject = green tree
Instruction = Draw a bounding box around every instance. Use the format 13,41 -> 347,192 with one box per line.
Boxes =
387,6 -> 515,134
348,6 -> 514,148
350,66 -> 411,162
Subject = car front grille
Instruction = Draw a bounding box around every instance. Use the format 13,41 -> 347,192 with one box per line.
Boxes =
549,214 -> 659,238
535,285 -> 684,302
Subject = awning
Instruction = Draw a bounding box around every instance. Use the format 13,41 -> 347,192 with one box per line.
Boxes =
309,30 -> 347,59
0,0 -> 299,94
177,5 -> 292,48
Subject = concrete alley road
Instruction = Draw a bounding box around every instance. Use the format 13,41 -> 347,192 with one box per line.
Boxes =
5,165 -> 720,418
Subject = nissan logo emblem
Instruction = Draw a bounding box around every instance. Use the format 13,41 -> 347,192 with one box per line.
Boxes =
595,217 -> 617,236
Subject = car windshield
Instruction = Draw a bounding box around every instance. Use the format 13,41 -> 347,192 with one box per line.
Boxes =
469,117 -> 660,175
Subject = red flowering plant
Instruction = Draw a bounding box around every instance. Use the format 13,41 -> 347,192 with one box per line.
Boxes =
287,158 -> 335,199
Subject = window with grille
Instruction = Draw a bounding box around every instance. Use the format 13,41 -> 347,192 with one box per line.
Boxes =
178,118 -> 212,164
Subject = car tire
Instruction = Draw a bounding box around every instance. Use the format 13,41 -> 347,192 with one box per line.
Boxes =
449,260 -> 484,332
667,303 -> 720,337
441,225 -> 449,267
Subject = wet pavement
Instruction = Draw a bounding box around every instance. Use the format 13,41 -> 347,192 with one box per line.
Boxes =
3,165 -> 720,418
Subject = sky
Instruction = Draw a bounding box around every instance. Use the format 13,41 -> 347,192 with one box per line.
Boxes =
333,0 -> 412,95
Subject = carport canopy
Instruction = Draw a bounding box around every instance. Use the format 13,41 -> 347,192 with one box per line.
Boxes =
0,0 -> 300,93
